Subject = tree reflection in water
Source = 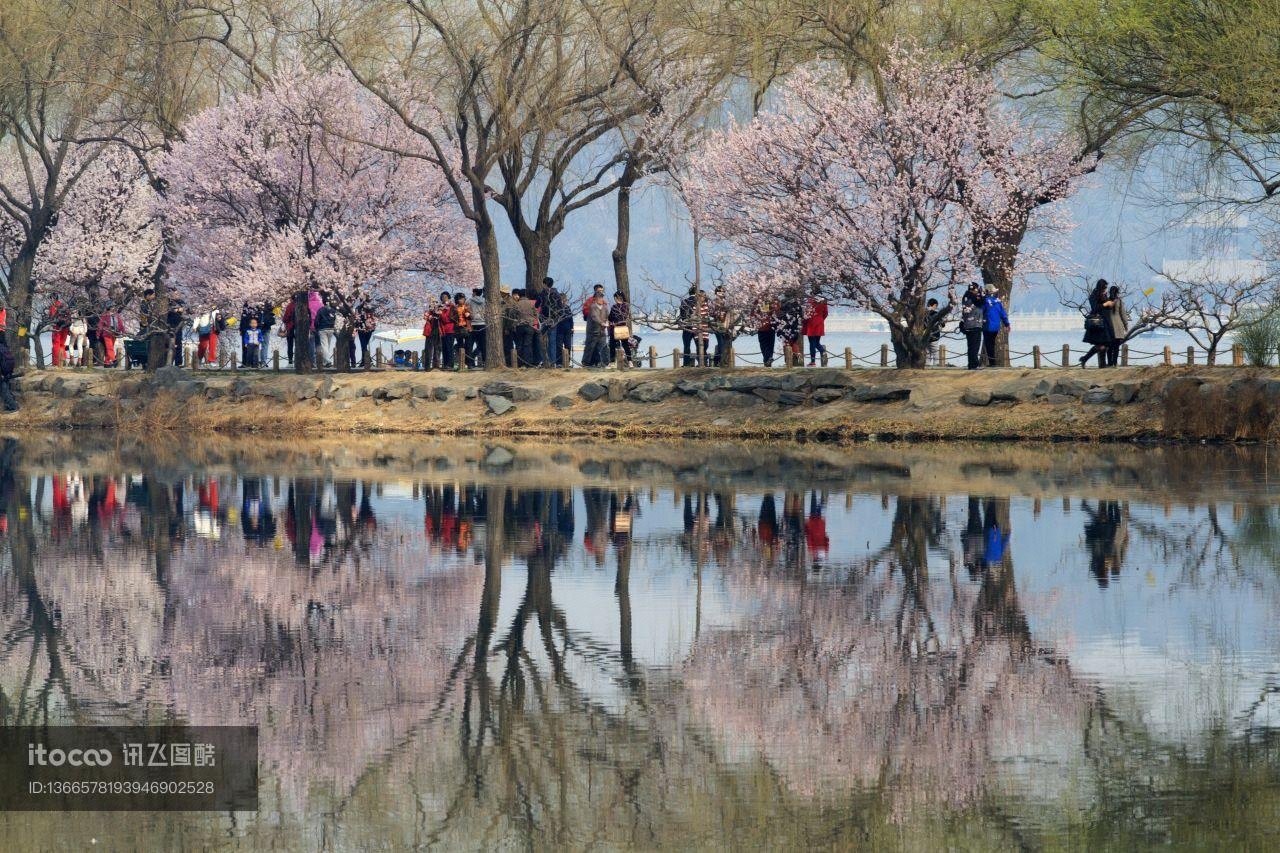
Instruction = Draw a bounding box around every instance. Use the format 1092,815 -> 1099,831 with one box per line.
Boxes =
1,439 -> 1280,848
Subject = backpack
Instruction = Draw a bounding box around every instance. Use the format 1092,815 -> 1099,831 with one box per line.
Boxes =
197,313 -> 214,335
960,299 -> 983,332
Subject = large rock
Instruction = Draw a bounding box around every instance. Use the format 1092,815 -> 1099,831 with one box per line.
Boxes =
961,389 -> 993,407
549,395 -> 575,410
480,381 -> 516,397
812,387 -> 846,404
1111,379 -> 1141,404
703,390 -> 759,408
433,386 -> 454,402
991,383 -> 1027,402
151,365 -> 187,387
579,381 -> 608,401
510,386 -> 543,402
1082,387 -> 1114,404
850,385 -> 911,403
1050,377 -> 1091,399
753,388 -> 806,406
628,381 -> 675,403
807,370 -> 858,389
728,372 -> 809,392
607,380 -> 627,403
484,394 -> 514,415
314,376 -> 336,401
330,383 -> 362,401
1032,378 -> 1053,398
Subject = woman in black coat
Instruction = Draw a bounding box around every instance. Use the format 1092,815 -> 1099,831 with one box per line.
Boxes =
1079,279 -> 1114,368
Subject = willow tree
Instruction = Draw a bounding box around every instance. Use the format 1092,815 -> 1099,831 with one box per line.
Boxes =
0,0 -> 135,364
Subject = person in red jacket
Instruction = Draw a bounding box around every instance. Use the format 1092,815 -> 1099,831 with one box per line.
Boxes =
803,291 -> 829,366
421,298 -> 441,370
435,290 -> 456,368
48,294 -> 69,366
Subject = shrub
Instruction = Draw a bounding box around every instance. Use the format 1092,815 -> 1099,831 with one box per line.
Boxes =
1236,307 -> 1280,366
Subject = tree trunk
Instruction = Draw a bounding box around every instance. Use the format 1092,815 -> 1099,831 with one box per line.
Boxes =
977,227 -> 1025,368
293,297 -> 313,374
476,217 -> 505,369
611,161 -> 638,302
146,224 -> 179,372
335,328 -> 354,373
522,237 -> 551,298
890,322 -> 928,369
6,245 -> 37,370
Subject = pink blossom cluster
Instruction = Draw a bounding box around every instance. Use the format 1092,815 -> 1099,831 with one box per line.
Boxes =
35,148 -> 163,302
686,47 -> 1092,329
158,66 -> 479,323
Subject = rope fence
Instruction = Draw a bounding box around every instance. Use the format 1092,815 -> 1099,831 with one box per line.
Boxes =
29,335 -> 1258,373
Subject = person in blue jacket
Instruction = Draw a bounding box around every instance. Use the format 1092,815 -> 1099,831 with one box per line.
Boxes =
981,284 -> 1010,367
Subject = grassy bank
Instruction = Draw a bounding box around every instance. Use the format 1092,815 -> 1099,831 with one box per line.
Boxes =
6,364 -> 1279,442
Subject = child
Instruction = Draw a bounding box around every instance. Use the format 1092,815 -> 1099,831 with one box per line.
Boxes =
243,318 -> 262,368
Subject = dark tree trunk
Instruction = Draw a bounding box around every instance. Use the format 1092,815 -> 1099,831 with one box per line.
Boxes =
977,226 -> 1025,368
611,161 -> 638,302
521,235 -> 551,298
335,328 -> 354,373
6,244 -> 38,370
146,225 -> 179,372
292,296 -> 313,374
889,321 -> 929,369
476,216 -> 505,369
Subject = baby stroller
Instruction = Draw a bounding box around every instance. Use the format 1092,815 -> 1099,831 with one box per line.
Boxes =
123,337 -> 151,369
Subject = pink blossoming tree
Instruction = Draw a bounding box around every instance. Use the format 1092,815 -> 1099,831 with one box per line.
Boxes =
36,148 -> 162,309
686,48 -> 1091,367
160,66 -> 479,371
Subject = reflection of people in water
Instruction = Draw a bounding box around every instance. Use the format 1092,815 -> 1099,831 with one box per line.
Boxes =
962,497 -> 985,578
804,492 -> 829,565
983,498 -> 1010,566
240,477 -> 277,546
782,491 -> 805,567
757,494 -> 779,560
961,497 -> 1010,574
1082,500 -> 1128,588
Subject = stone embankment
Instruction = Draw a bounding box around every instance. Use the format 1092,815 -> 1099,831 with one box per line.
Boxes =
6,364 -> 1278,441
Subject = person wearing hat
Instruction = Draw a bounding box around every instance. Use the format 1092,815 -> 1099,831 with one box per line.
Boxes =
981,284 -> 1010,367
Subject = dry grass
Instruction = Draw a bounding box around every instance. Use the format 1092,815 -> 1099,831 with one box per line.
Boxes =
1163,380 -> 1279,440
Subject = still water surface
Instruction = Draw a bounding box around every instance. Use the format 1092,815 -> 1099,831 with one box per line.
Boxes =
1,437 -> 1279,850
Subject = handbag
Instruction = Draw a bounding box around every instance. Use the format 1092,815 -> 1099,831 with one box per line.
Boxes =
1084,313 -> 1105,331
612,325 -> 630,340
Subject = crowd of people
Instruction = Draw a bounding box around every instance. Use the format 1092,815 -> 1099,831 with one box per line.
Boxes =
15,277 -> 1141,380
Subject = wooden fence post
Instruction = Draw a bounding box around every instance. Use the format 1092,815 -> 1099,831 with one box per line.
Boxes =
375,349 -> 383,368
273,350 -> 280,371
843,347 -> 853,369
648,346 -> 656,368
1121,345 -> 1129,367
1232,343 -> 1243,366
672,349 -> 680,369
1060,344 -> 1070,368
615,347 -> 625,370
1032,346 -> 1041,369
820,349 -> 828,367
880,344 -> 889,367
230,350 -> 237,370
1163,346 -> 1171,366
411,351 -> 420,369
563,347 -> 572,369
937,345 -> 946,367
1186,346 -> 1194,366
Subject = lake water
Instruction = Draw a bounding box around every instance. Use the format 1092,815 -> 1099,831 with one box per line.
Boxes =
1,436 -> 1279,850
